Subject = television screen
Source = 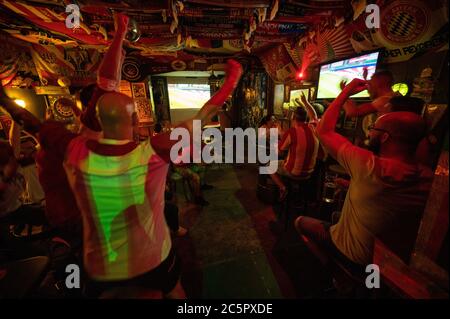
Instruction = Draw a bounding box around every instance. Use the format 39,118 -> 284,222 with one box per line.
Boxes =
289,89 -> 310,107
316,51 -> 380,99
168,83 -> 211,109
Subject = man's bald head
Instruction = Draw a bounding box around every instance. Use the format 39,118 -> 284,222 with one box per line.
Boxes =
376,111 -> 427,149
96,92 -> 137,139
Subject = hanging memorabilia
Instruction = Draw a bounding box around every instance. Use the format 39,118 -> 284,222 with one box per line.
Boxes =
0,31 -> 39,88
30,45 -> 101,87
257,44 -> 298,82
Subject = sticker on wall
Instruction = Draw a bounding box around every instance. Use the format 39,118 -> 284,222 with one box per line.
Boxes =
171,59 -> 187,71
122,56 -> 143,82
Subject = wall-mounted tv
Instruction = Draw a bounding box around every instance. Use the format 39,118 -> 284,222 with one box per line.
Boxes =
289,88 -> 310,107
316,51 -> 380,100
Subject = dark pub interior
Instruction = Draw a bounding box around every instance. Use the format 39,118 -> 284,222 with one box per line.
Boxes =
0,0 -> 448,301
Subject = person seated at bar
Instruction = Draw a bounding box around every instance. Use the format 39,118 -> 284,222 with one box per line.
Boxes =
295,79 -> 433,275
269,104 -> 320,200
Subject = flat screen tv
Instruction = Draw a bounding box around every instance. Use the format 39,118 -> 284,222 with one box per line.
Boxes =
316,51 -> 380,100
289,88 -> 310,107
168,83 -> 211,109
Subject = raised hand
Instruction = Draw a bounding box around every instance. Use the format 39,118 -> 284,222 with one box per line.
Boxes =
294,97 -> 302,107
114,12 -> 129,35
225,59 -> 243,88
339,80 -> 347,91
345,78 -> 368,95
300,91 -> 308,105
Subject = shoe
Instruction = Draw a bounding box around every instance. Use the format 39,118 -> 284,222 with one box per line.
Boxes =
175,227 -> 188,237
201,184 -> 214,190
195,197 -> 210,206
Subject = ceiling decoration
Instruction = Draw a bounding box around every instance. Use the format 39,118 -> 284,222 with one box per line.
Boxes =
0,0 -> 349,58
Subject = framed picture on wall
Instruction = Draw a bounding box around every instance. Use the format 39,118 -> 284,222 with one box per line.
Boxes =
46,95 -> 77,122
150,77 -> 171,123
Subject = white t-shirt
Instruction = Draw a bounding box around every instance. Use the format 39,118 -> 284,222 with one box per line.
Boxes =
330,142 -> 433,265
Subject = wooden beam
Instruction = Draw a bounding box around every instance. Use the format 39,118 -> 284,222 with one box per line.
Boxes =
184,0 -> 270,8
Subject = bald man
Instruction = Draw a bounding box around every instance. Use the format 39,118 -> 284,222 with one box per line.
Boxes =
295,79 -> 433,276
39,59 -> 242,298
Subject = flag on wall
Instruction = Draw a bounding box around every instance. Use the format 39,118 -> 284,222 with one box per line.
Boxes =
30,44 -> 101,86
257,44 -> 298,82
0,31 -> 39,87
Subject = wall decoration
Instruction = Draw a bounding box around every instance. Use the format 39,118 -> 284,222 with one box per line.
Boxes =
150,76 -> 171,123
122,56 -> 145,82
0,32 -> 39,88
257,44 -> 298,82
131,82 -> 152,124
30,44 -> 101,87
46,95 -> 77,123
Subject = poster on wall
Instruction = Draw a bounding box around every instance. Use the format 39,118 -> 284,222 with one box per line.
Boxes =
0,31 -> 40,88
30,44 -> 101,87
295,0 -> 449,71
257,44 -> 298,82
131,82 -> 153,124
46,95 -> 77,123
346,0 -> 449,64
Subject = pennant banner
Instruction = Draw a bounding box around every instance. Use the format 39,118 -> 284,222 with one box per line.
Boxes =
296,0 -> 449,70
30,44 -> 101,87
0,31 -> 39,88
257,44 -> 298,82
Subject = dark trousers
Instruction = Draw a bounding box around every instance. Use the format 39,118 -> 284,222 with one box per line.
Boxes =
164,202 -> 179,232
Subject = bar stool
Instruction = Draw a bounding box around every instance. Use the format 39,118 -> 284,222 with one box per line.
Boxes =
169,171 -> 193,202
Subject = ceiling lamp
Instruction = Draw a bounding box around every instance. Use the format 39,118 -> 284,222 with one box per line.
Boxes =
14,99 -> 26,108
126,18 -> 141,43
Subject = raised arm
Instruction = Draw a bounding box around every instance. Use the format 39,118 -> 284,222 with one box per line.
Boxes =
339,79 -> 376,117
0,84 -> 41,135
343,99 -> 377,117
97,13 -> 129,92
183,59 -> 243,133
150,59 -> 242,162
81,13 -> 129,131
299,91 -> 318,122
317,78 -> 367,159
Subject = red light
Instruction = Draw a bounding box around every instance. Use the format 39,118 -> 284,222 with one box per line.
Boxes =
296,71 -> 304,80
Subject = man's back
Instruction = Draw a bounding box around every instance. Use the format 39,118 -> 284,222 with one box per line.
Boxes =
331,143 -> 433,265
64,137 -> 171,280
280,123 -> 319,176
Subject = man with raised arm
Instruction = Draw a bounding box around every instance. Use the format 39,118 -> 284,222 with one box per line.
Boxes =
48,59 -> 242,298
295,79 -> 433,271
269,92 -> 320,200
0,13 -> 130,245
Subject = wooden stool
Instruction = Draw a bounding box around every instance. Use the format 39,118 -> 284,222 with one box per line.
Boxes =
170,172 -> 193,202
